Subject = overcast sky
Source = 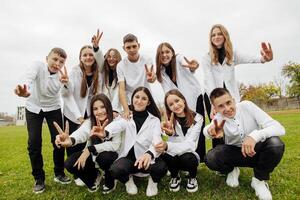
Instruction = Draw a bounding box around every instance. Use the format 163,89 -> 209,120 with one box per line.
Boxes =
1,0 -> 299,115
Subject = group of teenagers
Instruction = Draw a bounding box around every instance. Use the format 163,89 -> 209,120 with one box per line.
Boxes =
15,24 -> 285,200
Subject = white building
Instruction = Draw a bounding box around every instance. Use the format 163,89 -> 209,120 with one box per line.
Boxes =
16,106 -> 26,126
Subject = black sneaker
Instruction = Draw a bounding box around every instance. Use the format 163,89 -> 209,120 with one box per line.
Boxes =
186,177 -> 198,193
33,179 -> 45,194
102,181 -> 117,194
87,172 -> 102,193
54,175 -> 71,184
169,176 -> 181,192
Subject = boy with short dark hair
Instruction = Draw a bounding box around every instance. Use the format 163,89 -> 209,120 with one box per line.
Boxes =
15,47 -> 71,194
203,88 -> 285,200
117,33 -> 155,118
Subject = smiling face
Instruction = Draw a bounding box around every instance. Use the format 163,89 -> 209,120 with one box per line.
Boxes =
211,27 -> 225,49
106,50 -> 119,69
92,100 -> 107,122
166,94 -> 186,117
80,47 -> 95,68
212,93 -> 236,118
132,90 -> 149,112
160,45 -> 174,65
46,52 -> 66,73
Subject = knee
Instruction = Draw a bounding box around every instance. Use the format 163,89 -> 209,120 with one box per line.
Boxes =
181,153 -> 198,167
204,149 -> 221,170
265,137 -> 285,157
110,162 -> 127,178
96,151 -> 118,170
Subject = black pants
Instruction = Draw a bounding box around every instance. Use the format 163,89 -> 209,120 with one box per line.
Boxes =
65,151 -> 118,188
196,93 -> 224,162
204,137 -> 285,180
110,156 -> 167,183
161,152 -> 198,178
63,116 -> 86,157
26,108 -> 65,181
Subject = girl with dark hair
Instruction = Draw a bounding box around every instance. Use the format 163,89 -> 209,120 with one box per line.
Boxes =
61,30 -> 104,185
155,89 -> 203,193
54,94 -> 121,194
97,87 -> 167,197
154,42 -> 207,162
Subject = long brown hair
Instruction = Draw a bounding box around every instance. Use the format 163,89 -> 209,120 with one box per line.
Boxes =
209,24 -> 233,66
130,87 -> 161,120
164,89 -> 195,127
89,94 -> 113,128
103,48 -> 122,89
155,42 -> 177,83
79,45 -> 99,98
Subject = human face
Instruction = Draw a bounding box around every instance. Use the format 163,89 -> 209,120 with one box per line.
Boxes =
80,48 -> 95,68
92,100 -> 107,122
123,41 -> 140,62
46,52 -> 66,73
107,50 -> 119,69
211,27 -> 225,49
212,93 -> 236,118
160,45 -> 173,65
132,90 -> 149,112
166,94 -> 185,117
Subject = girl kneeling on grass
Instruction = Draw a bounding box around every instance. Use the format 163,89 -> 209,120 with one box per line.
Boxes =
155,89 -> 203,193
95,86 -> 168,197
54,94 -> 121,194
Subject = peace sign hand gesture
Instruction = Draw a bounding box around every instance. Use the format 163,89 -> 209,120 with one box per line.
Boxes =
53,121 -> 72,148
208,119 -> 226,139
58,66 -> 69,84
161,111 -> 175,136
14,84 -> 30,97
260,42 -> 273,62
91,29 -> 103,49
182,56 -> 199,72
90,118 -> 108,139
145,64 -> 156,83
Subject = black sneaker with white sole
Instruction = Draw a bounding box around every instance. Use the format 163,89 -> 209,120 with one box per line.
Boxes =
102,181 -> 117,194
169,176 -> 181,192
54,175 -> 71,184
33,179 -> 45,194
186,177 -> 198,193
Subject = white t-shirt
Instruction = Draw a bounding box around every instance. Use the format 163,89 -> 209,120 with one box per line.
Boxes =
117,54 -> 153,104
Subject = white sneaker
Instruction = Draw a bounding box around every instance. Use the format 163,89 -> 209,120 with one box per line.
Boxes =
186,177 -> 198,193
146,176 -> 158,197
226,167 -> 240,187
251,177 -> 272,200
74,178 -> 85,186
125,176 -> 138,195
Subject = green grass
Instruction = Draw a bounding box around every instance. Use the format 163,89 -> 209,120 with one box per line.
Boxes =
0,110 -> 299,200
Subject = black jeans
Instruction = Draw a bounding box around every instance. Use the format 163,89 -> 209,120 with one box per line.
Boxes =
63,115 -> 86,157
204,137 -> 285,180
161,152 -> 199,178
110,156 -> 168,184
26,108 -> 65,181
65,151 -> 118,188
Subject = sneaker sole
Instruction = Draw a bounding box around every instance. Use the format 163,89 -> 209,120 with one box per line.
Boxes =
169,186 -> 180,192
186,185 -> 198,193
53,177 -> 71,185
33,188 -> 45,194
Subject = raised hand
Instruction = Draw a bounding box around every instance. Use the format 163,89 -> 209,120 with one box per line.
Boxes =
260,42 -> 273,62
91,29 -> 103,49
241,136 -> 256,158
161,111 -> 175,136
90,117 -> 108,139
208,119 -> 226,138
14,84 -> 30,97
182,56 -> 199,72
145,64 -> 156,83
134,153 -> 152,170
58,65 -> 69,84
74,148 -> 90,170
53,121 -> 72,148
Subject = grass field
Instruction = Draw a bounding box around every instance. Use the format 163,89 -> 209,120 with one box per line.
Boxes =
0,110 -> 299,200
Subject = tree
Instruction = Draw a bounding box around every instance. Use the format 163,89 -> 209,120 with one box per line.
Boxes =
282,62 -> 300,97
